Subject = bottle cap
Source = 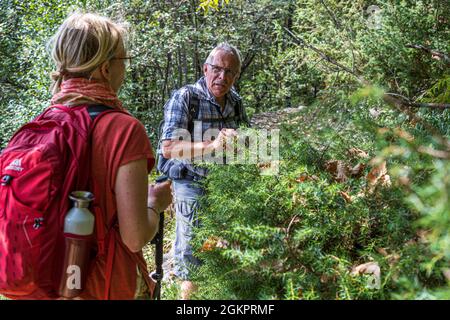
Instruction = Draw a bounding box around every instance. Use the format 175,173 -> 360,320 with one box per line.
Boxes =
69,191 -> 94,208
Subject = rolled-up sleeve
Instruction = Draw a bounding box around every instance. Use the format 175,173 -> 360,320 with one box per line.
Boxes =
161,88 -> 190,140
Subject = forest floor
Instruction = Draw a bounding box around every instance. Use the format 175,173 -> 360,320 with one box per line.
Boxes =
249,106 -> 306,130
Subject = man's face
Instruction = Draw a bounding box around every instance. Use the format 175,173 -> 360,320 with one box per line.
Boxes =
203,50 -> 239,102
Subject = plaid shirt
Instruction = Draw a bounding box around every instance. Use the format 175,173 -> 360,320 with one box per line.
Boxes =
161,76 -> 244,177
161,76 -> 242,141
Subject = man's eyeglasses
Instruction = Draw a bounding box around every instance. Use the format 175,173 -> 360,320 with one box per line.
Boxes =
206,63 -> 237,78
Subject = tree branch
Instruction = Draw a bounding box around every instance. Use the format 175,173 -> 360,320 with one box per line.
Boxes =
319,0 -> 341,29
382,94 -> 450,149
283,27 -> 450,150
407,102 -> 450,109
406,44 -> 450,65
384,93 -> 450,109
283,27 -> 368,85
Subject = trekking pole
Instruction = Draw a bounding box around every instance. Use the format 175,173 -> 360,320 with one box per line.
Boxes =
150,174 -> 169,300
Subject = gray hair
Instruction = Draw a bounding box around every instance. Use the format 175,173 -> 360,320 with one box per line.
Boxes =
205,42 -> 242,73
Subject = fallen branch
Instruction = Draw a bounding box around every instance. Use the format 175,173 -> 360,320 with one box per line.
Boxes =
406,44 -> 450,65
382,94 -> 450,149
384,93 -> 450,109
406,102 -> 450,109
417,146 -> 450,159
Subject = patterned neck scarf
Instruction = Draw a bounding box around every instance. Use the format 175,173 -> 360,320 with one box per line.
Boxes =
51,78 -> 125,111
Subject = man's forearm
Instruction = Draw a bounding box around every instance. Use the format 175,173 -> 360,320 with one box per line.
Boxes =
162,140 -> 216,160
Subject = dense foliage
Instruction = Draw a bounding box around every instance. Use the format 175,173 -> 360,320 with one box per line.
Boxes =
192,105 -> 448,299
0,0 -> 297,146
0,0 -> 449,300
185,0 -> 450,300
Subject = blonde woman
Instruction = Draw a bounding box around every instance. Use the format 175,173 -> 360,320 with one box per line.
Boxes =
49,12 -> 172,299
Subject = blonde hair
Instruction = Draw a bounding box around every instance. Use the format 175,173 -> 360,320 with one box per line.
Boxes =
48,12 -> 127,94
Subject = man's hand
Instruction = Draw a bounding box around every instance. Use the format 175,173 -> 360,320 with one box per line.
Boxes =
212,128 -> 238,151
148,180 -> 172,213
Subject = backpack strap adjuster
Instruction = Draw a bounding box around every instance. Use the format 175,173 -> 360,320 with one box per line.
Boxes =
1,175 -> 12,186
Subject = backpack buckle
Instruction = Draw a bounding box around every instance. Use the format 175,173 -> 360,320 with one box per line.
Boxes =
1,175 -> 12,186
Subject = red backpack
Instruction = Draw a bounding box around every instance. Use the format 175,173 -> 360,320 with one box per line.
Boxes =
0,104 -> 121,299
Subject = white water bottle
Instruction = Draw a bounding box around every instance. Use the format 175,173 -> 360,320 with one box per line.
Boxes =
58,191 -> 95,298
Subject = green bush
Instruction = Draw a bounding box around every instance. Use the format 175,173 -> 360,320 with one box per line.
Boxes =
189,96 -> 448,299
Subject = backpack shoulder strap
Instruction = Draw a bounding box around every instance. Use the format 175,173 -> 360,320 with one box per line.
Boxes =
84,104 -> 129,255
86,105 -> 131,137
186,85 -> 200,135
234,98 -> 250,127
86,104 -> 114,120
83,104 -> 133,299
157,86 -> 202,148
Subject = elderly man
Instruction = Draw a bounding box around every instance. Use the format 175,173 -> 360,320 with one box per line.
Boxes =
158,43 -> 248,299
